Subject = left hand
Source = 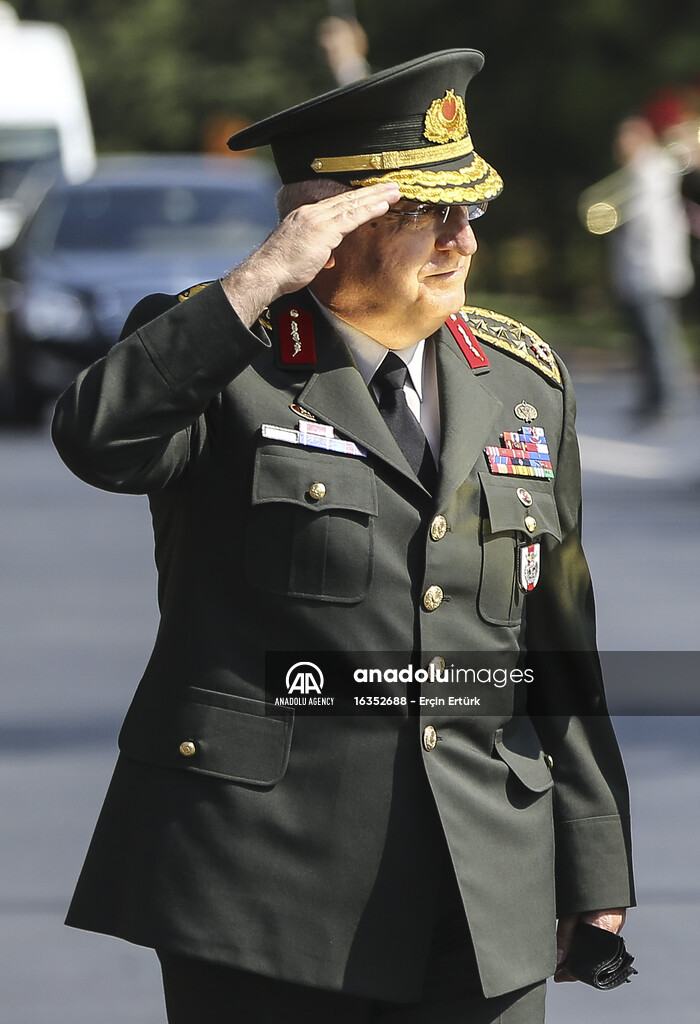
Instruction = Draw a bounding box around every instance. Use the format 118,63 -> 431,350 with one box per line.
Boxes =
554,908 -> 626,983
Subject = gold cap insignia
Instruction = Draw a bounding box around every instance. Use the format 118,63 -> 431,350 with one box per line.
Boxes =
424,90 -> 468,144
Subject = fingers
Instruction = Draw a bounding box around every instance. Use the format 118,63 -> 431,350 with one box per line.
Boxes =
308,182 -> 401,232
233,182 -> 402,305
298,182 -> 399,254
318,181 -> 401,212
555,913 -> 578,978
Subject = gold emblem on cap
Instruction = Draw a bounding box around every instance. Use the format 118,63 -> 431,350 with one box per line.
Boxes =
424,90 -> 468,144
514,401 -> 538,423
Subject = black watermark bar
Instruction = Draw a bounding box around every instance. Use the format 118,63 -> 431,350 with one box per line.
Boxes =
263,651 -> 700,716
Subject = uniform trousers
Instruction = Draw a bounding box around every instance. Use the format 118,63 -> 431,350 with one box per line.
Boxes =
157,849 -> 547,1024
620,295 -> 690,417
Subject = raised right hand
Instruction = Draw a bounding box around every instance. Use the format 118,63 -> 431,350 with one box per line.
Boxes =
220,182 -> 401,325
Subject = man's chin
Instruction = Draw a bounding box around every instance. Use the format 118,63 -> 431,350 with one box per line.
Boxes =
427,281 -> 467,319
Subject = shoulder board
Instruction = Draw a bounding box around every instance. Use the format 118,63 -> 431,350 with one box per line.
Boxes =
460,306 -> 562,386
177,281 -> 215,302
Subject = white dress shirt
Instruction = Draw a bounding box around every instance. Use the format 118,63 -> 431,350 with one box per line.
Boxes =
311,300 -> 441,461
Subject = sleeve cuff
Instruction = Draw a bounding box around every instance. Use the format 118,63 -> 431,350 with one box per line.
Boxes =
555,814 -> 636,915
137,280 -> 269,394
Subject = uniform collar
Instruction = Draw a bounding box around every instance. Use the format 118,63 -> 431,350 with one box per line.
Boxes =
309,293 -> 426,398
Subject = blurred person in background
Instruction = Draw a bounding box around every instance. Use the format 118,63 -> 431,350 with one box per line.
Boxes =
317,14 -> 370,86
52,50 -> 634,1024
608,115 -> 695,426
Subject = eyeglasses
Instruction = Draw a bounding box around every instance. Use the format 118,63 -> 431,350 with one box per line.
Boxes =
385,201 -> 488,229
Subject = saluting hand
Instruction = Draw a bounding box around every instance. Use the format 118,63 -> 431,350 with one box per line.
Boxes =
220,182 -> 401,326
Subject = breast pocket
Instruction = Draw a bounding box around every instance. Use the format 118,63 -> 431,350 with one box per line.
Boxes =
478,472 -> 562,626
245,444 -> 378,603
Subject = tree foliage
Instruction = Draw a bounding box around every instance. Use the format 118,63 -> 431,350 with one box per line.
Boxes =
10,0 -> 700,302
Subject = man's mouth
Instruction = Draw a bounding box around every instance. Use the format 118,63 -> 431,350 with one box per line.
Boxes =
426,264 -> 466,280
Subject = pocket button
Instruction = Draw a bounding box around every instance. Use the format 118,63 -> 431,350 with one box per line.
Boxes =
308,482 -> 327,501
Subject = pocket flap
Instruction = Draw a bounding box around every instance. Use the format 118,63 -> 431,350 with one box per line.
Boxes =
494,721 -> 554,793
119,687 -> 293,786
479,472 -> 562,541
252,444 -> 378,515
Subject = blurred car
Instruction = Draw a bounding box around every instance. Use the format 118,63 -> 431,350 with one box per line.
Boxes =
0,154 -> 279,422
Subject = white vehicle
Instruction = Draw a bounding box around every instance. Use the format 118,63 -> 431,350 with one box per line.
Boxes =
0,3 -> 95,249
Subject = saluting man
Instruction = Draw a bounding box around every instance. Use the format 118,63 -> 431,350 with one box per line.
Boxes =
52,50 -> 635,1024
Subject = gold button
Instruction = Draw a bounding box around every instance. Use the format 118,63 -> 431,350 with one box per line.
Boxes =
423,725 -> 438,752
308,482 -> 326,501
545,754 -> 554,769
524,515 -> 537,533
179,741 -> 196,757
516,488 -> 533,507
430,515 -> 448,541
423,585 -> 444,611
428,656 -> 446,672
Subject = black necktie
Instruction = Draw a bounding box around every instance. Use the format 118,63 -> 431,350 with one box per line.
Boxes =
372,351 -> 436,491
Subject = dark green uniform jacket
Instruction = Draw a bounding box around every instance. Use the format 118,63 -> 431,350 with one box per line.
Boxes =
52,281 -> 634,1001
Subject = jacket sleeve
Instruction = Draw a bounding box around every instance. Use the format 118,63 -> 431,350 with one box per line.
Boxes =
51,281 -> 268,494
525,358 -> 635,917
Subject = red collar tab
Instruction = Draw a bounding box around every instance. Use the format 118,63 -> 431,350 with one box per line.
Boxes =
276,306 -> 317,366
445,313 -> 490,370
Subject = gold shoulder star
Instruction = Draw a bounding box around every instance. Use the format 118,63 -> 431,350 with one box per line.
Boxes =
459,307 -> 562,385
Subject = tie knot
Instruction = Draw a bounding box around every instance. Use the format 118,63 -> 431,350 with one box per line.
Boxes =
373,351 -> 409,393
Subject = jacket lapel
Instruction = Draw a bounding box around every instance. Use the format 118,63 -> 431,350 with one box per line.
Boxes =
265,294 -> 502,497
434,324 -> 502,505
275,294 -> 426,489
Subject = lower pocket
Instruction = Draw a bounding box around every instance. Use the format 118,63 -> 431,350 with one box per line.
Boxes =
493,721 -> 554,794
119,687 -> 293,786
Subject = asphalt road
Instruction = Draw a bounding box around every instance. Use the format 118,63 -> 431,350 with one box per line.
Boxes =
1,367 -> 699,1023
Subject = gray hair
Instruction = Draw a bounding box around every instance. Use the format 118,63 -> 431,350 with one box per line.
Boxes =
275,179 -> 351,220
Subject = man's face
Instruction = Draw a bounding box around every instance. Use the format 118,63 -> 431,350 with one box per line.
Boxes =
312,198 -> 480,349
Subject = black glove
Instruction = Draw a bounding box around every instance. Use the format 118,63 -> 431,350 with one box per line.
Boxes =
563,921 -> 637,990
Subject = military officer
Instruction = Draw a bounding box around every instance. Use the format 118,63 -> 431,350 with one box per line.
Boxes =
52,50 -> 634,1024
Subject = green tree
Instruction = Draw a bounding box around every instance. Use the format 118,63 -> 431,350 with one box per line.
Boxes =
10,0 -> 700,308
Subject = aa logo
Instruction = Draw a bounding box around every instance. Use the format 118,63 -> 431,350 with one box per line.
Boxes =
285,661 -> 324,695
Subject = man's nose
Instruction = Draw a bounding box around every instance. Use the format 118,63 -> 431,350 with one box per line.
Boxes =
435,207 -> 478,255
